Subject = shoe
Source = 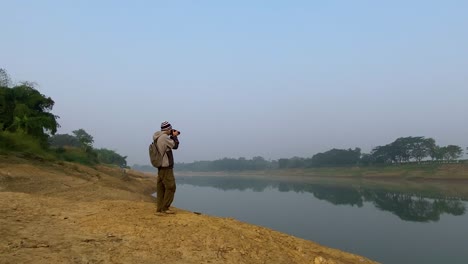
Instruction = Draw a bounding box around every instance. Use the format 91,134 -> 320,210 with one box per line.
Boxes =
155,211 -> 165,216
164,209 -> 175,214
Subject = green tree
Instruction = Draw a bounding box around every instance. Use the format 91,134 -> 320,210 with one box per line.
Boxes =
444,145 -> 463,162
360,153 -> 375,166
0,68 -> 11,87
251,156 -> 268,170
427,138 -> 440,161
392,137 -> 415,163
49,133 -> 81,148
431,146 -> 444,162
278,158 -> 289,169
372,137 -> 434,164
95,148 -> 127,167
371,144 -> 395,164
72,129 -> 94,150
310,148 -> 361,167
1,83 -> 59,144
410,137 -> 433,163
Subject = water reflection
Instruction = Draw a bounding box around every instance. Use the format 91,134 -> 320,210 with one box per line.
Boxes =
177,176 -> 467,223
363,191 -> 466,222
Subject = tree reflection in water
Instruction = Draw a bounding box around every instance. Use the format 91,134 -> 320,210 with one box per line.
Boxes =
177,176 -> 467,222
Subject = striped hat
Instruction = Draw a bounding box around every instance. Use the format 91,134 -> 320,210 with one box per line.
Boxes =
161,121 -> 172,131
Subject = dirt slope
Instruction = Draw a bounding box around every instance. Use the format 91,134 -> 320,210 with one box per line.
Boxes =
0,156 -> 377,264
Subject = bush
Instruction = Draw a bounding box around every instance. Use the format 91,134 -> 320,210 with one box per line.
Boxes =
0,131 -> 51,158
0,132 -> 99,165
54,146 -> 98,165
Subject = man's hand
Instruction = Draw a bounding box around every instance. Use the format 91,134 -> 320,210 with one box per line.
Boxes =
170,131 -> 180,150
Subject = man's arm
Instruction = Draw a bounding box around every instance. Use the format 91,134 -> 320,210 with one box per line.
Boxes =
170,135 -> 179,150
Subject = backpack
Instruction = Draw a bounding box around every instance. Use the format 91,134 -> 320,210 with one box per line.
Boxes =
149,137 -> 165,168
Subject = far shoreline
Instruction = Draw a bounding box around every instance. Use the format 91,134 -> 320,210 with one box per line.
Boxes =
172,163 -> 468,181
169,164 -> 468,200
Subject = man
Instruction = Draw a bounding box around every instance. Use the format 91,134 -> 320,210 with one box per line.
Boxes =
153,121 -> 180,215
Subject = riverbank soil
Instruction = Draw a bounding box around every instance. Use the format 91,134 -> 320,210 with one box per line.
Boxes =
0,156 -> 376,264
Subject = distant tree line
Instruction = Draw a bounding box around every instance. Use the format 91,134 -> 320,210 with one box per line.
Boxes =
0,68 -> 127,166
176,156 -> 276,171
279,137 -> 464,169
278,148 -> 362,169
366,136 -> 463,165
170,136 -> 466,172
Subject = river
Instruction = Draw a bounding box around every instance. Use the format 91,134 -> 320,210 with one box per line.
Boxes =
168,176 -> 468,264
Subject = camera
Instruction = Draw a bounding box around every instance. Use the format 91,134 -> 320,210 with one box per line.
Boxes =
171,129 -> 181,136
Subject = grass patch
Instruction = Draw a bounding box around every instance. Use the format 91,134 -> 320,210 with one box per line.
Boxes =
54,146 -> 98,166
0,132 -> 98,166
0,131 -> 53,159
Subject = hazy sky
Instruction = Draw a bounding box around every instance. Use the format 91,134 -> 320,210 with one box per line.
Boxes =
1,1 -> 467,165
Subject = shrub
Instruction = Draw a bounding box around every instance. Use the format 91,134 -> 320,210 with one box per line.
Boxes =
0,131 -> 51,158
55,146 -> 98,165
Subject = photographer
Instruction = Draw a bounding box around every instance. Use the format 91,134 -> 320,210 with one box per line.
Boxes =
152,121 -> 180,215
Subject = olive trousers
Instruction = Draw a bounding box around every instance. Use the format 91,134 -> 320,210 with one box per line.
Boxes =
156,168 -> 176,212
